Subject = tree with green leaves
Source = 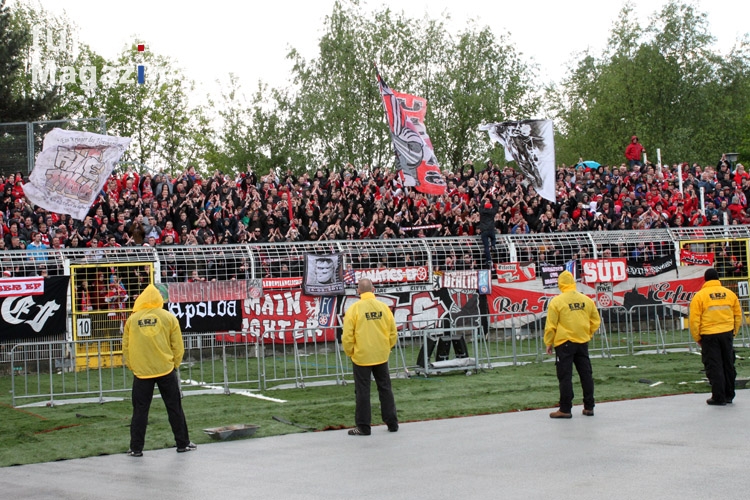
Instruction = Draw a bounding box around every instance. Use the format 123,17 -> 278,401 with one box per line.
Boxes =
215,0 -> 539,177
552,1 -> 750,166
0,0 -> 59,122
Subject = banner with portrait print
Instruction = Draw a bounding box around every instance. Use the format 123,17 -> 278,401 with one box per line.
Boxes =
303,253 -> 345,296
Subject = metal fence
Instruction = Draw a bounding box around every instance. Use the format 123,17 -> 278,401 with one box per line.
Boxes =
4,226 -> 750,406
0,118 -> 106,177
8,304 -> 750,407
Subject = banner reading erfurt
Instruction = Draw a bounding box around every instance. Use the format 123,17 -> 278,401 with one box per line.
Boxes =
24,128 -> 131,220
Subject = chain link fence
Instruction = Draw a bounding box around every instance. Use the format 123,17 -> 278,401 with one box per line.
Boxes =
0,118 -> 107,178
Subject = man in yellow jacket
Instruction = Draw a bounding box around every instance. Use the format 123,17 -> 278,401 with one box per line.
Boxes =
342,278 -> 399,435
544,271 -> 601,418
689,268 -> 741,405
122,284 -> 195,456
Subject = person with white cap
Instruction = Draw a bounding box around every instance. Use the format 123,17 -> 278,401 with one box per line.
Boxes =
689,268 -> 741,405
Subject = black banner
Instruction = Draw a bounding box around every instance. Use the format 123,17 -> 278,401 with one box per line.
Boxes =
0,276 -> 70,340
166,300 -> 242,332
627,255 -> 677,278
540,263 -> 565,289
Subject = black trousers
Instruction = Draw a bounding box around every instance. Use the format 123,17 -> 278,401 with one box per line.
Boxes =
701,331 -> 736,403
555,341 -> 595,413
481,230 -> 496,264
352,362 -> 398,433
130,370 -> 191,452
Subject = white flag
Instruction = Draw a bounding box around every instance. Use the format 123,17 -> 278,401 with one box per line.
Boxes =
24,128 -> 131,220
480,120 -> 556,203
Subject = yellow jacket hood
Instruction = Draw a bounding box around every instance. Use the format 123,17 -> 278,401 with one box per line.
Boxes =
133,284 -> 165,312
558,271 -> 577,293
123,285 -> 183,379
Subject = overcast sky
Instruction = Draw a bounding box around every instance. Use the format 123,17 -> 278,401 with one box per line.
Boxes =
18,0 -> 750,104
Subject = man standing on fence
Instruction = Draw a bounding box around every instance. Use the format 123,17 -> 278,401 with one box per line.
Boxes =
342,278 -> 399,435
544,271 -> 601,418
689,268 -> 741,406
478,191 -> 499,268
122,284 -> 196,456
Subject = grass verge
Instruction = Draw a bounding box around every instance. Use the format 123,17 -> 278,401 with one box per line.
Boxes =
1,349 -> 747,467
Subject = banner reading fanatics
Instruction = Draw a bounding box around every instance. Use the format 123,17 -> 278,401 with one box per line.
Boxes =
354,266 -> 430,285
24,128 -> 131,220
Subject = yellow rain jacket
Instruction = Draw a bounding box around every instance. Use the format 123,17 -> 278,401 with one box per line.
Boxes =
342,292 -> 397,366
688,279 -> 741,342
544,271 -> 601,347
122,284 -> 184,378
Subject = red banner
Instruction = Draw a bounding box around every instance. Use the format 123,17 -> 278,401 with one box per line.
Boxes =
680,249 -> 715,266
0,277 -> 45,297
237,290 -> 337,344
494,262 -> 536,283
488,266 -> 707,326
353,266 -> 430,284
376,66 -> 445,196
581,258 -> 627,283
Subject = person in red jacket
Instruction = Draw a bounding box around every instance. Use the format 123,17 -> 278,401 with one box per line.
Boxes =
624,135 -> 646,168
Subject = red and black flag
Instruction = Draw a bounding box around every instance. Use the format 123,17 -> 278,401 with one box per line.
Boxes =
375,65 -> 446,196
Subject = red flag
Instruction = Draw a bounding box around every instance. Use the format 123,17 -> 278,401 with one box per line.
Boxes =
375,65 -> 446,196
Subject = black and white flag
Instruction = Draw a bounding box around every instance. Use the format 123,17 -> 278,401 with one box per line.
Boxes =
480,119 -> 556,203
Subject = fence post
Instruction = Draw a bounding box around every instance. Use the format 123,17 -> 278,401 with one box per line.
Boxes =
222,343 -> 230,395
97,340 -> 105,403
26,122 -> 34,174
48,342 -> 55,407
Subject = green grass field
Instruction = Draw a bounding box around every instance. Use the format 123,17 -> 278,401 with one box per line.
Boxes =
1,349 -> 747,467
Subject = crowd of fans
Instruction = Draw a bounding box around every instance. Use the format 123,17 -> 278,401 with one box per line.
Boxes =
0,155 -> 747,255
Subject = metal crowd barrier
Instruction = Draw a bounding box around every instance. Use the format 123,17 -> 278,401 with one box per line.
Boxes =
9,339 -> 130,407
8,300 -> 750,407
